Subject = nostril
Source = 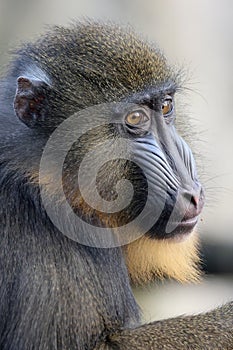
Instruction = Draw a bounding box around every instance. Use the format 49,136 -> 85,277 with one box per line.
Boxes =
191,195 -> 199,208
179,185 -> 205,224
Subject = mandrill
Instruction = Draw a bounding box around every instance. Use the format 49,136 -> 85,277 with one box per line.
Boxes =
0,21 -> 232,350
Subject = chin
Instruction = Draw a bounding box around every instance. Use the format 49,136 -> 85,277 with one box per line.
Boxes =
168,227 -> 197,243
124,229 -> 201,285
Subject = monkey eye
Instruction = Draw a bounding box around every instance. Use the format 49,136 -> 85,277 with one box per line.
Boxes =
162,96 -> 173,116
125,110 -> 150,126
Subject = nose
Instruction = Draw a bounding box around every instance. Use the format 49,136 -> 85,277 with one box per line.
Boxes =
183,186 -> 205,220
191,195 -> 199,207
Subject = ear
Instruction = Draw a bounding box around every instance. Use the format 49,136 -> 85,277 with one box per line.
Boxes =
14,76 -> 50,128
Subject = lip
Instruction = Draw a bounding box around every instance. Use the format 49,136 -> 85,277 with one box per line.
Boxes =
181,215 -> 199,225
166,215 -> 199,240
148,186 -> 205,240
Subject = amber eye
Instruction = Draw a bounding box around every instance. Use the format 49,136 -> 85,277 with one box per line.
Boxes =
162,96 -> 173,116
125,110 -> 149,126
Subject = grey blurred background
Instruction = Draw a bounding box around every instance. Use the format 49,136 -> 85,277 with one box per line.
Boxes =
0,0 -> 232,320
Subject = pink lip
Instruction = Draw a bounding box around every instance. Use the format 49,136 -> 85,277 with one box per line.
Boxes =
181,216 -> 199,226
169,215 -> 199,238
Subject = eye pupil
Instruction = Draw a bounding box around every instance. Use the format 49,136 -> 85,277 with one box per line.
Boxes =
125,110 -> 149,126
128,113 -> 141,124
131,113 -> 139,120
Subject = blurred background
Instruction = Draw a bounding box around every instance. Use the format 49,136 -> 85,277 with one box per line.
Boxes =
0,0 -> 232,321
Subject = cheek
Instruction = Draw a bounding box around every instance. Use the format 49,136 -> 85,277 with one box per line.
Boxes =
175,134 -> 198,181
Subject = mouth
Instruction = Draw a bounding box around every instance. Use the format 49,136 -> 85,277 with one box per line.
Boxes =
147,186 -> 205,240
147,213 -> 200,241
172,215 -> 199,236
166,187 -> 204,239
159,215 -> 199,243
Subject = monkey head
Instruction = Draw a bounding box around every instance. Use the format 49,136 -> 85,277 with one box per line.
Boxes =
11,22 -> 205,283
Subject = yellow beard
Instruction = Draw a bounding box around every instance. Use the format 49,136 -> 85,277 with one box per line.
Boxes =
123,232 -> 201,285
